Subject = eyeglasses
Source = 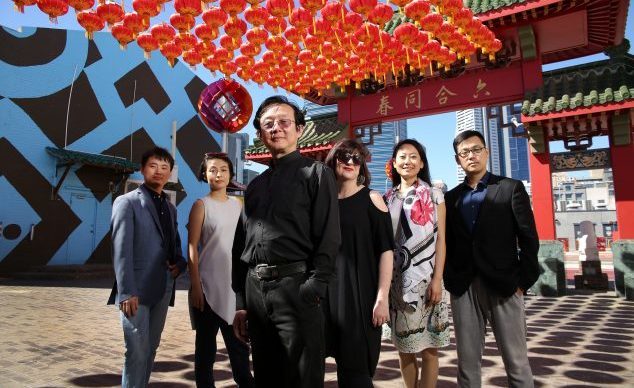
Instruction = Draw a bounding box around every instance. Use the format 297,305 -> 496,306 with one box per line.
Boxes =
260,119 -> 295,131
457,146 -> 486,159
335,151 -> 363,166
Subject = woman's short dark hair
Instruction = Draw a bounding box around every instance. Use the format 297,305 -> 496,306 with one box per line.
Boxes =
453,130 -> 486,154
141,146 -> 174,170
198,152 -> 235,182
325,139 -> 371,187
391,139 -> 431,187
252,95 -> 306,132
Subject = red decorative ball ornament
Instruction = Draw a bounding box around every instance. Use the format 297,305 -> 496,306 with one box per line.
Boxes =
198,79 -> 253,134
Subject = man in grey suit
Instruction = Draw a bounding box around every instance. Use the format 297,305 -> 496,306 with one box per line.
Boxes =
108,146 -> 187,387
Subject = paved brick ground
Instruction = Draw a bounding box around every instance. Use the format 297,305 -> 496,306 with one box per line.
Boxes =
1,277 -> 633,387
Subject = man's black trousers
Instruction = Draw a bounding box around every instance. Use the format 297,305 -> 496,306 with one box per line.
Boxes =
246,269 -> 325,388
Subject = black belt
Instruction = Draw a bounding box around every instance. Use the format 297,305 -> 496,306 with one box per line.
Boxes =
252,262 -> 307,280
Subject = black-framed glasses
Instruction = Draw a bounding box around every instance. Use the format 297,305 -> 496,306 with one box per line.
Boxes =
457,146 -> 486,159
260,119 -> 295,131
335,151 -> 363,166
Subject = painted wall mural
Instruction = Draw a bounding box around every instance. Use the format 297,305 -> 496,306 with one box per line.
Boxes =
0,25 -> 223,271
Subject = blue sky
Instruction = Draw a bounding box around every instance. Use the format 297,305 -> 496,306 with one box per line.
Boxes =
1,1 -> 632,187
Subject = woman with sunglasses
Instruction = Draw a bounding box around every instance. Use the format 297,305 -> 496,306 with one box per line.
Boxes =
324,139 -> 394,387
187,153 -> 254,388
384,139 -> 450,388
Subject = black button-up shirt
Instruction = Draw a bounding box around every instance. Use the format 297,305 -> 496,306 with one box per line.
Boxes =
141,184 -> 174,263
232,150 -> 341,309
459,171 -> 491,233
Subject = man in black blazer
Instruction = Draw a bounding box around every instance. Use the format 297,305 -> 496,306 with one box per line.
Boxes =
444,130 -> 539,388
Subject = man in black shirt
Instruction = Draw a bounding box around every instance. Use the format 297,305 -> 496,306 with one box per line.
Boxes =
232,96 -> 341,388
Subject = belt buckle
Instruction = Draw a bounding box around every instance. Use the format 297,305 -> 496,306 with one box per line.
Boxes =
255,264 -> 278,280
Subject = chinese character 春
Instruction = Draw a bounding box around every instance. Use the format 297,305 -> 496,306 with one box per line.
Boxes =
435,85 -> 457,105
473,79 -> 491,99
376,95 -> 393,116
405,89 -> 422,109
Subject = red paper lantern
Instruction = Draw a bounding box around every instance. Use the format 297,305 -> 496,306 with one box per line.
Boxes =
151,23 -> 176,46
265,35 -> 286,52
321,41 -> 334,58
420,13 -> 443,35
13,0 -> 37,13
337,11 -> 363,33
220,0 -> 246,17
174,0 -> 202,17
244,5 -> 269,26
264,15 -> 286,35
289,7 -> 311,30
203,55 -> 221,72
68,0 -> 92,12
353,22 -> 379,44
214,47 -> 234,62
37,0 -> 69,23
77,10 -> 104,40
283,25 -> 304,45
170,13 -> 195,33
160,41 -> 182,67
453,8 -> 473,32
404,0 -> 430,23
183,49 -> 202,68
303,34 -> 322,51
240,41 -> 261,56
321,1 -> 344,26
368,3 -> 393,27
195,41 -> 216,57
175,32 -> 198,51
246,26 -> 268,45
194,23 -> 217,42
96,1 -> 124,27
137,32 -> 159,58
220,60 -> 238,77
348,0 -> 376,18
111,23 -> 135,48
265,0 -> 291,18
219,34 -> 240,50
299,0 -> 325,14
390,0 -> 412,8
132,0 -> 160,26
123,13 -> 145,37
284,40 -> 299,57
311,17 -> 331,38
224,17 -> 247,38
393,22 -> 419,47
297,49 -> 315,65
234,54 -> 255,69
202,7 -> 228,28
443,0 -> 463,17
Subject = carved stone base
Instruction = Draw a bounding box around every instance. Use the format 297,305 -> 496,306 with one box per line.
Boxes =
574,261 -> 609,291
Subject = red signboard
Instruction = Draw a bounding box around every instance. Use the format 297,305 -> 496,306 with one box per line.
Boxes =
338,61 -> 534,127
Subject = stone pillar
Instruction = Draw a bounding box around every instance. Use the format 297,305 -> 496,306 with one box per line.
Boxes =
612,240 -> 634,299
527,126 -> 556,240
530,240 -> 566,296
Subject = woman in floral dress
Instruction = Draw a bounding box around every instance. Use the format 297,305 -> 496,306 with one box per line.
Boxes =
384,139 -> 450,388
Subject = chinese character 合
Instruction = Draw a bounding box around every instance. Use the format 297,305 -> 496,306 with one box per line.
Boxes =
376,95 -> 393,116
473,78 -> 491,99
405,89 -> 422,109
435,85 -> 457,105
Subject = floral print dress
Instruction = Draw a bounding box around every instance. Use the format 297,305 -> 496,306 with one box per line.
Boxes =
385,179 -> 451,353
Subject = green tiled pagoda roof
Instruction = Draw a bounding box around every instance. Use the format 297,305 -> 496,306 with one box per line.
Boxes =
463,0 -> 529,15
245,114 -> 347,156
46,147 -> 139,173
521,53 -> 634,117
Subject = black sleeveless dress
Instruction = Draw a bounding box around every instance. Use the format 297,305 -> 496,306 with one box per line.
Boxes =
325,186 -> 395,376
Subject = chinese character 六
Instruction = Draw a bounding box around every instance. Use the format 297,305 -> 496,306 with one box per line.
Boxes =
435,85 -> 457,105
376,95 -> 393,116
473,79 -> 491,99
405,89 -> 422,109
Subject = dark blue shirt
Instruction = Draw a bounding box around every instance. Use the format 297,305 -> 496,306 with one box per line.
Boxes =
459,172 -> 491,233
141,184 -> 174,263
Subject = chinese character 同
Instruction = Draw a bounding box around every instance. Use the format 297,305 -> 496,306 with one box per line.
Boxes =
473,78 -> 491,99
376,95 -> 393,116
435,85 -> 457,105
405,89 -> 422,109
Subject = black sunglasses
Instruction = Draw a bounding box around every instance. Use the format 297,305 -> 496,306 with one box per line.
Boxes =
335,151 -> 363,166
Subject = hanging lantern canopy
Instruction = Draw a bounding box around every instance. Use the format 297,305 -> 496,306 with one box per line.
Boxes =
68,0 -> 93,12
170,13 -> 195,33
111,22 -> 135,48
77,10 -> 104,40
174,0 -> 202,17
96,1 -> 124,27
136,32 -> 159,58
202,7 -> 228,29
160,41 -> 182,67
13,0 -> 38,13
123,13 -> 145,38
198,78 -> 253,134
37,0 -> 69,23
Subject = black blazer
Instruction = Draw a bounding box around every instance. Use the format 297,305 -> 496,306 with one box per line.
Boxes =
444,173 -> 539,297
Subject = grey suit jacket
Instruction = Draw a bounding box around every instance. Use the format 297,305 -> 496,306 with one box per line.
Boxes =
107,186 -> 186,306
